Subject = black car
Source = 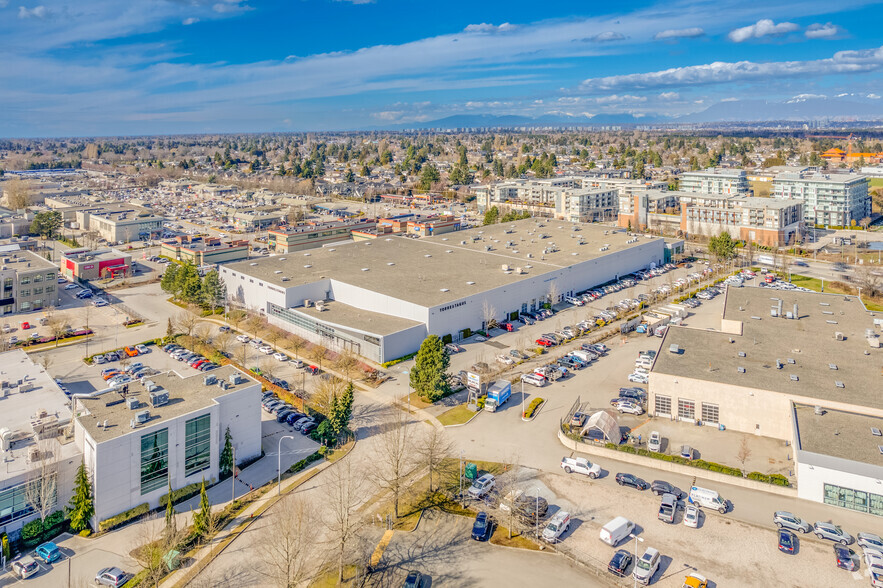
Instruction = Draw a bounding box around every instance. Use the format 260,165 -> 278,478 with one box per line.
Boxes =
402,571 -> 423,588
834,545 -> 857,571
650,480 -> 683,499
471,511 -> 492,541
618,389 -> 646,402
607,549 -> 633,577
615,473 -> 649,490
301,422 -> 318,435
778,529 -> 796,555
516,496 -> 548,522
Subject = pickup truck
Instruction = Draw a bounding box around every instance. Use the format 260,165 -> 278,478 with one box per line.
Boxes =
560,457 -> 601,479
658,493 -> 677,523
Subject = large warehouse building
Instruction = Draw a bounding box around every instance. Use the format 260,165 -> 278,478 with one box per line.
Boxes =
220,219 -> 672,363
650,287 -> 883,514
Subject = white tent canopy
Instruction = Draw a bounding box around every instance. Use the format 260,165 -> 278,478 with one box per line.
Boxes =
579,410 -> 620,441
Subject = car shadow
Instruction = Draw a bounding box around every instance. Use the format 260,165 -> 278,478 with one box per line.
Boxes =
652,555 -> 674,582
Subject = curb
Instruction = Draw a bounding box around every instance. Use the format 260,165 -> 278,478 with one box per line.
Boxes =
442,408 -> 482,428
521,399 -> 545,422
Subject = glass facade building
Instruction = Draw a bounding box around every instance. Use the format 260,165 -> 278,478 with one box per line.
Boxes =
140,429 -> 169,495
184,415 -> 211,478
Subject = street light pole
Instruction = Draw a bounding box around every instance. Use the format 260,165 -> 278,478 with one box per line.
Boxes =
231,443 -> 236,502
459,450 -> 465,508
278,435 -> 294,495
629,533 -> 644,588
402,369 -> 411,413
521,380 -> 525,418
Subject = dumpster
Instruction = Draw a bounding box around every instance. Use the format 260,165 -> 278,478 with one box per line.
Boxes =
465,462 -> 477,480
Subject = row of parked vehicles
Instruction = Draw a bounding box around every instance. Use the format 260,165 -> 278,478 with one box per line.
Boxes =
627,348 -> 656,386
261,391 -> 317,434
521,343 -> 609,387
93,344 -> 151,365
10,541 -> 129,586
100,362 -> 159,387
162,343 -> 220,371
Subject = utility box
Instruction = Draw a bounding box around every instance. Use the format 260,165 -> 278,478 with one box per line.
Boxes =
465,462 -> 478,480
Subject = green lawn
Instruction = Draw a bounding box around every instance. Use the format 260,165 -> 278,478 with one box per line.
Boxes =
437,405 -> 477,426
786,273 -> 883,311
869,178 -> 883,188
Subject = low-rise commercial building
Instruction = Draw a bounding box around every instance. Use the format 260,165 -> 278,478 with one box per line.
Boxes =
679,168 -> 750,196
160,236 -> 250,265
651,287 -> 882,511
61,248 -> 132,281
0,350 -> 82,539
772,171 -> 871,227
268,219 -> 376,253
72,204 -> 164,243
221,219 -> 667,363
0,249 -> 59,314
74,366 -> 261,527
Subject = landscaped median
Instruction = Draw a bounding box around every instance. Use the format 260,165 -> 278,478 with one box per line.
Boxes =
437,404 -> 480,426
557,429 -> 796,496
521,398 -> 545,421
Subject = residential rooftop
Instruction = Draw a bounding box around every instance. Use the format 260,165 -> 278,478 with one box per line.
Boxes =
222,218 -> 664,307
653,287 -> 881,408
793,403 -> 883,467
775,172 -> 869,184
77,365 -> 258,443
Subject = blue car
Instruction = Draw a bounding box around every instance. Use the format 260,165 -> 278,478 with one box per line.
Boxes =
778,530 -> 795,554
471,511 -> 492,541
35,541 -> 60,563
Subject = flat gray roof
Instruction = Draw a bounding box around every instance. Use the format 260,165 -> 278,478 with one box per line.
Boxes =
653,287 -> 881,408
794,403 -> 883,467
77,365 -> 257,444
0,349 -> 71,432
224,218 -> 662,307
297,300 -> 422,336
3,249 -> 58,272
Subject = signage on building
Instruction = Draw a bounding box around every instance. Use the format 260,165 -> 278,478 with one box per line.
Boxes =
439,301 -> 466,312
83,264 -> 94,270
466,371 -> 480,391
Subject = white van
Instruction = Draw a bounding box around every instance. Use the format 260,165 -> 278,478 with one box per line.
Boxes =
599,516 -> 636,546
542,510 -> 571,543
521,373 -> 546,387
688,486 -> 728,513
569,350 -> 595,363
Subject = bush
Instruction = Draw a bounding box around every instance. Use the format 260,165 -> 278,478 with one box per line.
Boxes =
477,397 -> 486,410
159,481 -> 208,508
382,352 -> 417,368
99,502 -> 149,532
748,472 -> 791,486
286,451 -> 323,475
441,333 -> 453,344
45,510 -> 65,528
79,529 -> 92,538
523,398 -> 544,419
21,519 -> 43,543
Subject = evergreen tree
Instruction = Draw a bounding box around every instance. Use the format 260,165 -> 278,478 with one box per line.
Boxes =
708,231 -> 737,260
160,264 -> 179,297
219,427 -> 234,478
409,335 -> 451,402
164,479 -> 177,540
419,164 -> 440,190
483,206 -> 499,226
192,479 -> 212,539
344,168 -> 355,183
201,270 -> 226,311
67,460 -> 94,532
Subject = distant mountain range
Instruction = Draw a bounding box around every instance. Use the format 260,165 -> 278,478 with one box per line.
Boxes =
374,96 -> 883,129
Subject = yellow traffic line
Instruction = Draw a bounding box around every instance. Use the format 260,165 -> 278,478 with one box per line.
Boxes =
370,529 -> 395,568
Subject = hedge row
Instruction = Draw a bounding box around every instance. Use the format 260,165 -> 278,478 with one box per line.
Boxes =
523,398 -> 545,419
159,480 -> 212,508
99,502 -> 149,532
382,352 -> 417,368
748,472 -> 791,486
286,451 -> 322,475
21,511 -> 67,546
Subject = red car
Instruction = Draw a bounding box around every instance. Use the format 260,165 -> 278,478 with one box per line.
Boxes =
500,322 -> 515,332
535,338 -> 554,347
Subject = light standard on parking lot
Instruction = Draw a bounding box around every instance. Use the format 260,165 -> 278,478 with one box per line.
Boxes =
277,435 -> 295,495
459,449 -> 466,508
401,368 -> 411,413
521,380 -> 525,418
534,486 -> 541,541
629,533 -> 643,588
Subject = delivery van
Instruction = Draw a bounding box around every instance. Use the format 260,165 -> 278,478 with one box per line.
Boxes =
688,486 -> 728,514
599,516 -> 636,546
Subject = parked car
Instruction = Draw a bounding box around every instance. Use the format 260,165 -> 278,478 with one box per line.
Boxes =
34,541 -> 60,564
679,445 -> 694,460
633,547 -> 660,585
615,473 -> 649,490
541,510 -> 571,543
496,354 -> 514,366
647,431 -> 661,452
834,545 -> 857,571
778,529 -> 796,554
628,373 -> 649,384
402,571 -> 423,588
651,480 -> 683,499
236,334 -> 250,343
471,511 -> 493,541
814,521 -> 854,545
509,349 -> 528,360
773,511 -> 812,533
607,549 -> 633,577
468,474 -> 496,498
614,399 -> 644,415
444,343 -> 463,353
683,573 -> 709,588
273,352 -> 288,362
569,412 -> 587,427
290,359 -> 305,369
135,344 -> 150,354
13,556 -> 40,579
863,551 -> 883,587
300,422 -> 317,435
560,456 -> 601,478
95,567 -> 129,587
858,532 -> 883,554
683,505 -> 700,528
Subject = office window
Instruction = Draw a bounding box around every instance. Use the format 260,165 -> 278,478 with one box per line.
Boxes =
45,285 -> 54,293
3,278 -> 12,290
677,398 -> 695,421
701,403 -> 719,424
654,395 -> 672,416
33,287 -> 43,295
33,299 -> 42,309
184,414 -> 211,477
823,484 -> 880,515
46,272 -> 55,281
140,428 -> 169,495
19,289 -> 30,297
0,480 -> 40,526
19,302 -> 30,311
19,277 -> 30,285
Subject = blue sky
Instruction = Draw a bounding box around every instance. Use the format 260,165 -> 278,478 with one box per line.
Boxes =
1,0 -> 882,136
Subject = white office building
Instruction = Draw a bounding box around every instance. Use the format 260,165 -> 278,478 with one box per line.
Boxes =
679,168 -> 750,196
772,171 -> 871,227
73,366 -> 261,527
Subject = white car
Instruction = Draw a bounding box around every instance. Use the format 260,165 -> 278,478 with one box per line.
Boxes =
290,359 -> 305,369
64,283 -> 79,290
647,431 -> 661,452
560,456 -> 601,479
628,372 -> 649,384
474,335 -> 487,342
273,352 -> 288,362
467,474 -> 496,498
864,551 -> 883,588
614,399 -> 644,415
236,334 -> 250,343
859,533 -> 883,555
495,354 -> 514,366
683,505 -> 700,528
542,510 -> 571,543
259,345 -> 274,354
633,547 -> 660,585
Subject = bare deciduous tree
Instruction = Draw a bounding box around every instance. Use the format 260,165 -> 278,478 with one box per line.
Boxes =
736,437 -> 752,471
285,334 -> 306,359
309,344 -> 327,370
855,263 -> 882,298
174,312 -> 201,338
334,350 -> 358,382
131,514 -> 189,588
416,425 -> 454,493
213,331 -> 233,356
374,410 -> 416,518
194,322 -> 212,343
310,375 -> 346,416
481,300 -> 497,331
256,495 -> 319,587
4,178 -> 32,210
25,440 -> 58,525
325,460 -> 364,584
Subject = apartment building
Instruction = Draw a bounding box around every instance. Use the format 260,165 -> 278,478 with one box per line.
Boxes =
771,171 -> 871,227
679,168 -> 750,196
617,190 -> 682,230
0,248 -> 59,315
680,194 -> 803,246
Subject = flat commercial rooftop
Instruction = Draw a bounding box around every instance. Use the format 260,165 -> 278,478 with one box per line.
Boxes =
223,218 -> 662,307
77,366 -> 257,443
297,300 -> 422,336
794,404 -> 883,467
653,287 -> 881,408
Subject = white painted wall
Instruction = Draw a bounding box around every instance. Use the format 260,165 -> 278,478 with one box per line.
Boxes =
796,454 -> 883,506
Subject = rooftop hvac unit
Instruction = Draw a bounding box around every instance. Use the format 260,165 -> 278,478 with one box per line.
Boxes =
149,390 -> 169,408
204,375 -> 217,386
126,397 -> 139,410
229,373 -> 242,385
304,299 -> 312,307
814,405 -> 824,416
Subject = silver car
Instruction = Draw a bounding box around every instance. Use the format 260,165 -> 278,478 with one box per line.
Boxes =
859,533 -> 883,555
773,511 -> 811,533
814,521 -> 854,545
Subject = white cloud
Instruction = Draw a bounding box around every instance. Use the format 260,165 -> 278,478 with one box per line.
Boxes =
720,97 -> 740,102
654,27 -> 704,41
867,93 -> 881,99
658,91 -> 680,100
786,93 -> 827,102
371,110 -> 404,121
18,5 -> 49,18
584,31 -> 626,43
806,23 -> 845,39
595,94 -> 646,104
212,1 -> 252,14
182,17 -> 199,25
728,19 -> 799,43
463,22 -> 516,33
578,45 -> 883,92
